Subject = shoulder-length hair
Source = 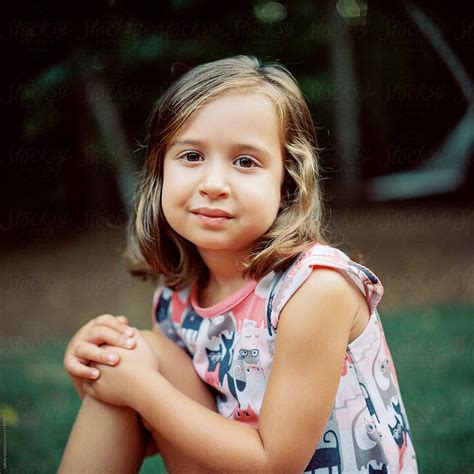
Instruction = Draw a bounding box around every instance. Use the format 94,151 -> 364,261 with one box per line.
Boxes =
125,55 -> 334,290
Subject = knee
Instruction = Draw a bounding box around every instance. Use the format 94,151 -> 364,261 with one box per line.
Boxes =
139,329 -> 163,359
140,329 -> 155,340
140,329 -> 161,347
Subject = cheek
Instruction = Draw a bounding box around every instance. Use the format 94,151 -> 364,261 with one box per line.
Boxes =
161,165 -> 180,209
160,181 -> 177,230
160,178 -> 170,213
244,179 -> 281,226
160,183 -> 177,226
261,175 -> 282,211
268,179 -> 283,223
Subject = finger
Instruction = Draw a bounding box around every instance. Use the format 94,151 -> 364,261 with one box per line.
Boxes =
117,317 -> 135,337
93,314 -> 134,336
65,356 -> 100,380
75,341 -> 122,366
116,315 -> 130,326
87,325 -> 136,348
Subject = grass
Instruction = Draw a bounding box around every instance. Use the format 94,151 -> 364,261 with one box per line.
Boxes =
1,303 -> 472,473
381,304 -> 474,473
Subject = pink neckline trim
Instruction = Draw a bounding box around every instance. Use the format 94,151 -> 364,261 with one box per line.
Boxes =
190,279 -> 258,318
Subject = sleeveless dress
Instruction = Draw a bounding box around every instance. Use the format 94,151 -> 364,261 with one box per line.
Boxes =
151,243 -> 418,473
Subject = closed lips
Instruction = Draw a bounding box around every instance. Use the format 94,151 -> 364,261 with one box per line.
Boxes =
192,208 -> 233,218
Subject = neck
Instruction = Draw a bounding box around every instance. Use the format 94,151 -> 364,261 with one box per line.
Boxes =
197,248 -> 250,292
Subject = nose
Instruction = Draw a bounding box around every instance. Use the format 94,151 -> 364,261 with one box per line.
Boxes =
198,162 -> 230,199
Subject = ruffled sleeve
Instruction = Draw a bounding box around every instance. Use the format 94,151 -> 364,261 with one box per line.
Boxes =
268,244 -> 384,330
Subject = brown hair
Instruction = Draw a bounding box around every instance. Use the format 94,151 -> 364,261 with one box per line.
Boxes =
125,55 -> 333,290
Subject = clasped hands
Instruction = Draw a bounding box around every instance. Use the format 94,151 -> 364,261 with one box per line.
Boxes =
63,315 -> 160,407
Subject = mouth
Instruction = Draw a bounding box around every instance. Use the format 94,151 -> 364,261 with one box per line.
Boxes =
191,208 -> 233,218
191,208 -> 233,227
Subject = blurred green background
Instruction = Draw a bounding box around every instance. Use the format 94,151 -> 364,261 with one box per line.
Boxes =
1,0 -> 472,472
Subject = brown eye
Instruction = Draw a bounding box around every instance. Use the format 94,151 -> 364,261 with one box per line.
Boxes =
181,152 -> 202,162
235,156 -> 256,168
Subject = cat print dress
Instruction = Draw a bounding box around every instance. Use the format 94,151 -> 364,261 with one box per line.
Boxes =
152,243 -> 418,473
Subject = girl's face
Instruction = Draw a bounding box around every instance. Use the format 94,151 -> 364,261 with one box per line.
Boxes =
161,91 -> 284,257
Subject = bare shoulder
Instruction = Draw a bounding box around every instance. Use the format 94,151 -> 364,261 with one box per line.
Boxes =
258,268 -> 364,471
279,267 -> 369,343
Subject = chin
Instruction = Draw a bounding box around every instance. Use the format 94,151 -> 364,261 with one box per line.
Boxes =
195,242 -> 239,251
193,239 -> 252,252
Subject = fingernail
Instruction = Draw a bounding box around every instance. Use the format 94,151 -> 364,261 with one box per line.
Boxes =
107,354 -> 118,363
91,370 -> 99,378
125,338 -> 134,347
123,327 -> 134,337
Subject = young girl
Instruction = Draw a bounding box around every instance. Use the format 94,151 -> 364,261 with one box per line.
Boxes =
60,55 -> 418,473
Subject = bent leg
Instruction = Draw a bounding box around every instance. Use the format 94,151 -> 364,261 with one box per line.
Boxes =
140,329 -> 219,473
59,328 -> 219,474
58,395 -> 146,473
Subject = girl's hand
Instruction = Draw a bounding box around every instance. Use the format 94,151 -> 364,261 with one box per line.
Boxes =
83,330 -> 160,407
63,314 -> 137,399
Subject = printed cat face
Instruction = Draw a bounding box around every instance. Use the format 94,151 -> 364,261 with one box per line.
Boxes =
365,419 -> 381,442
379,358 -> 390,376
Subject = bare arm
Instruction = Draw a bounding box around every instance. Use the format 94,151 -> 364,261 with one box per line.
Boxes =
128,269 -> 358,472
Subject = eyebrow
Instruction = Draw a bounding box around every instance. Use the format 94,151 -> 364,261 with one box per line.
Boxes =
168,139 -> 272,158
